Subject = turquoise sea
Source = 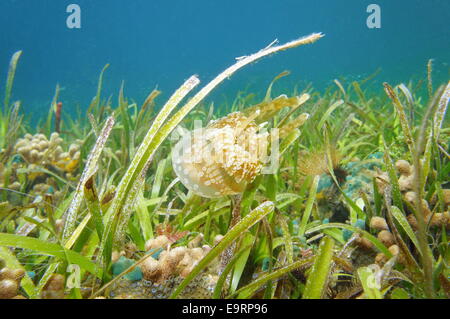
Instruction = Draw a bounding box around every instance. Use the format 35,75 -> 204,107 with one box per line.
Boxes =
0,0 -> 448,122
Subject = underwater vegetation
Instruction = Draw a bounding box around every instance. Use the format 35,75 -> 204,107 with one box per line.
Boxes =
0,33 -> 449,299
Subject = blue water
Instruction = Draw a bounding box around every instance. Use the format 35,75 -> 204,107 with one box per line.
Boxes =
0,0 -> 449,122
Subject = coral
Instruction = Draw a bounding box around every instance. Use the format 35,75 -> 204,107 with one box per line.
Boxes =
395,160 -> 414,192
370,216 -> 389,231
378,230 -> 395,247
14,132 -> 81,174
373,158 -> 450,231
141,244 -> 213,283
0,260 -> 26,299
395,159 -> 412,176
387,245 -> 405,265
407,209 -> 450,230
444,189 -> 450,209
106,233 -> 219,299
355,235 -> 374,250
145,235 -> 170,251
404,190 -> 449,230
0,132 -> 81,204
367,217 -> 409,266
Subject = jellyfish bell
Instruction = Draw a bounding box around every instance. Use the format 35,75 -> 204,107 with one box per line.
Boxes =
172,112 -> 268,198
172,127 -> 247,198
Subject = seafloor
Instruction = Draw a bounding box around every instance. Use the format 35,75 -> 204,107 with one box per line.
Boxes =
0,36 -> 449,299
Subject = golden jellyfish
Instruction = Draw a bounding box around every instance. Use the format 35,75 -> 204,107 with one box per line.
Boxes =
172,112 -> 269,198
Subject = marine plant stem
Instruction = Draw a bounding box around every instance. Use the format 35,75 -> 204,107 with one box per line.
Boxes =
3,51 -> 22,113
62,116 -> 115,242
220,194 -> 242,273
302,236 -> 335,299
411,150 -> 435,298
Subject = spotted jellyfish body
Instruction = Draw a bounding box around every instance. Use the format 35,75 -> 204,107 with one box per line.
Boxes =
172,112 -> 268,198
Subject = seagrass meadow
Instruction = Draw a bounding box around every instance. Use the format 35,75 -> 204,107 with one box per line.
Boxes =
0,32 -> 449,300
